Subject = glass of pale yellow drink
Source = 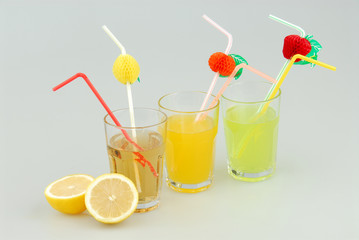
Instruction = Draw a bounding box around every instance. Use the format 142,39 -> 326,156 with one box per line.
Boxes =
222,80 -> 281,182
158,91 -> 219,193
104,108 -> 167,212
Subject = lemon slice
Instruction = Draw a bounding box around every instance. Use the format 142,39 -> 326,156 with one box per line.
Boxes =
85,174 -> 138,224
44,174 -> 94,214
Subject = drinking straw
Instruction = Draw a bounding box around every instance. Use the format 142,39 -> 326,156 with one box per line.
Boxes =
102,26 -> 146,191
125,82 -> 137,138
203,15 -> 233,54
209,64 -> 277,108
269,15 -> 306,37
197,15 -> 233,118
102,25 -> 127,55
197,63 -> 277,121
235,54 -> 336,159
52,72 -> 143,151
53,73 -> 158,192
102,25 -> 138,139
257,54 -> 336,116
257,15 -> 306,113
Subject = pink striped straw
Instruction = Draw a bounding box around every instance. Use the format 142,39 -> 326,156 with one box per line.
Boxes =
197,15 -> 233,117
198,64 -> 277,121
203,15 -> 233,54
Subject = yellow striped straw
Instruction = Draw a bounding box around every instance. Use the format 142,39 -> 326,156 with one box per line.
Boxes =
258,54 -> 336,116
237,54 -> 337,159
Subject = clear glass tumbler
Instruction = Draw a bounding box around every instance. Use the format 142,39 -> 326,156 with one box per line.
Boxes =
104,108 -> 167,212
158,91 -> 219,193
222,80 -> 281,182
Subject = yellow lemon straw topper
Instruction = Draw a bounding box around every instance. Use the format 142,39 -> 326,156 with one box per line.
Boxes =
113,54 -> 140,84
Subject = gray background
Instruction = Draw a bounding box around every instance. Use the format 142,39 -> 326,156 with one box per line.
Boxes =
1,0 -> 358,239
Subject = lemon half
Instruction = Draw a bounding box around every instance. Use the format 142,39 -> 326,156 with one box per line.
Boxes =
44,174 -> 95,214
85,174 -> 138,224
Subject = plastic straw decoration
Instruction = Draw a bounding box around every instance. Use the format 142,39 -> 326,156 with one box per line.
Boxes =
210,64 -> 277,108
102,26 -> 148,190
257,15 -> 307,113
102,25 -> 138,139
52,73 -> 159,179
236,55 -> 336,158
198,64 -> 277,121
52,73 -> 143,151
268,15 -> 306,37
256,54 -> 336,117
196,15 -> 233,120
102,25 -> 127,55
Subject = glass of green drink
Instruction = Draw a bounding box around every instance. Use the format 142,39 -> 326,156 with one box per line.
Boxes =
222,80 -> 281,182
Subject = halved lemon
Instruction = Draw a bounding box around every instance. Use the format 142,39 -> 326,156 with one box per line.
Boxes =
44,174 -> 95,214
85,174 -> 138,224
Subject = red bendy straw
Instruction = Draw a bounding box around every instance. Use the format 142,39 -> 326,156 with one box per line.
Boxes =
53,73 -> 158,178
52,72 -> 144,151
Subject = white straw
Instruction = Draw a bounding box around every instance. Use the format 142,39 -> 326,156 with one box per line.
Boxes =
102,25 -> 137,137
102,25 -> 141,192
126,82 -> 137,138
102,25 -> 127,55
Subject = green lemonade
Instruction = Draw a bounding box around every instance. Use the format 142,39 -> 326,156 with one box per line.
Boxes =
223,105 -> 279,182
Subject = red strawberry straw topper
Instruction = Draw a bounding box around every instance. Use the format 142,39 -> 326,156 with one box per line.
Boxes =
208,52 -> 236,76
208,52 -> 248,79
282,34 -> 322,66
258,14 -> 324,113
283,35 -> 311,62
234,15 -> 336,160
269,14 -> 322,68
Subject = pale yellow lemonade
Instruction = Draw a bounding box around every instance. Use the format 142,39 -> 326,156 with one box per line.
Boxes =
224,104 -> 279,182
107,130 -> 164,212
165,114 -> 218,192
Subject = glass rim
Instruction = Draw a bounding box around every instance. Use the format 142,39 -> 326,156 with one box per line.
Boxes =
158,90 -> 219,114
221,81 -> 282,104
104,107 -> 167,129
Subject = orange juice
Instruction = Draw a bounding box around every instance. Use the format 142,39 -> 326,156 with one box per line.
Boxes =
165,114 -> 218,193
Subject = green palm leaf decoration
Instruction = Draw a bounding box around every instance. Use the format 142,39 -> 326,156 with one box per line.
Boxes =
295,35 -> 322,67
220,54 -> 248,79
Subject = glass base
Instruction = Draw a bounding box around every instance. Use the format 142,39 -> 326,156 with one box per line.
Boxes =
166,177 -> 212,193
135,200 -> 159,213
228,166 -> 274,182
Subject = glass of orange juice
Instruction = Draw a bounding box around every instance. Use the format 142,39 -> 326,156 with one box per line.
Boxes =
158,91 -> 219,193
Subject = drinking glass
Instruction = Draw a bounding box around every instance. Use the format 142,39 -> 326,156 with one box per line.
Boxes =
222,80 -> 281,182
159,91 -> 219,193
104,108 -> 167,212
